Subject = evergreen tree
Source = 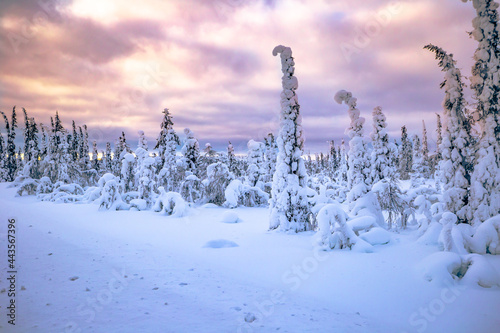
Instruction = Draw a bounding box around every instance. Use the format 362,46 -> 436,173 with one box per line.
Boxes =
399,125 -> 413,180
155,108 -> 180,192
370,106 -> 394,184
71,120 -> 79,161
328,140 -> 338,178
205,162 -> 234,205
155,109 -> 179,173
0,107 -> 18,181
411,134 -> 424,187
334,90 -> 369,202
104,142 -> 113,173
91,140 -> 100,173
0,129 -> 5,181
79,125 -> 90,170
181,128 -> 200,175
336,139 -> 348,185
264,133 -> 277,182
425,43 -> 473,223
421,120 -> 431,178
21,109 -> 40,179
137,156 -> 156,208
227,141 -> 239,177
138,130 -> 148,150
246,139 -> 265,187
269,45 -> 311,232
462,0 -> 500,223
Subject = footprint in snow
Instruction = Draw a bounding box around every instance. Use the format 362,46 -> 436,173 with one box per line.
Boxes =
203,239 -> 238,248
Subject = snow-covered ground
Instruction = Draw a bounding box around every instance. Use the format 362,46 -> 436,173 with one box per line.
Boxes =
1,182 -> 499,333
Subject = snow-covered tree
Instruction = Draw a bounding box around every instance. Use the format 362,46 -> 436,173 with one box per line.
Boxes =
155,108 -> 180,191
104,142 -> 113,173
181,128 -> 200,175
399,125 -> 413,180
370,106 -> 393,184
22,108 -> 40,179
227,141 -> 239,177
137,156 -> 156,208
113,132 -> 131,176
328,140 -> 338,178
462,0 -> 500,224
421,120 -> 431,178
264,133 -> 277,182
79,125 -> 90,171
138,130 -> 148,151
91,140 -> 100,173
0,107 -> 18,181
334,90 -> 369,202
121,153 -> 136,193
411,134 -> 425,188
0,129 -> 5,181
269,45 -> 311,232
336,139 -> 348,185
425,43 -> 473,224
246,139 -> 265,187
205,162 -> 234,205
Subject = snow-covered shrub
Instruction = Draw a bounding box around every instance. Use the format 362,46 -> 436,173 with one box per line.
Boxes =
180,174 -> 204,204
16,178 -> 38,196
98,174 -> 128,211
224,179 -> 269,208
38,181 -> 84,203
438,212 -> 471,254
129,199 -> 148,211
153,187 -> 188,217
205,162 -> 234,206
460,254 -> 500,288
414,194 -> 432,234
350,191 -> 385,228
36,176 -> 53,196
316,203 -> 372,252
469,215 -> 500,254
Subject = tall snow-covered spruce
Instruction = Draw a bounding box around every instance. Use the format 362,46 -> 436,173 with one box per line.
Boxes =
370,106 -> 394,184
425,44 -> 473,223
462,0 -> 500,223
155,108 -> 179,191
334,90 -> 369,203
269,45 -> 311,232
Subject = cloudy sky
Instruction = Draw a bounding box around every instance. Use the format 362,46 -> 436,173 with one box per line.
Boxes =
0,0 -> 477,153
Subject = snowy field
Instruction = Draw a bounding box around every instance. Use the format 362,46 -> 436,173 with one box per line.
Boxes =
1,183 -> 499,333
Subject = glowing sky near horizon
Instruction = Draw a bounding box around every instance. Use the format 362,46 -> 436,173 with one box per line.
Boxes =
0,0 -> 477,153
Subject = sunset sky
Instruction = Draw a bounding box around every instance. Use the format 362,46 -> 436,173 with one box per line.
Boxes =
0,0 -> 477,153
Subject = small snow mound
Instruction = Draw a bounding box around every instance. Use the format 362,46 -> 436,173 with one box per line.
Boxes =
461,254 -> 500,288
417,222 -> 443,245
417,252 -> 462,285
347,216 -> 377,232
360,227 -> 392,245
130,199 -> 148,211
203,239 -> 239,249
222,211 -> 240,224
201,203 -> 219,209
